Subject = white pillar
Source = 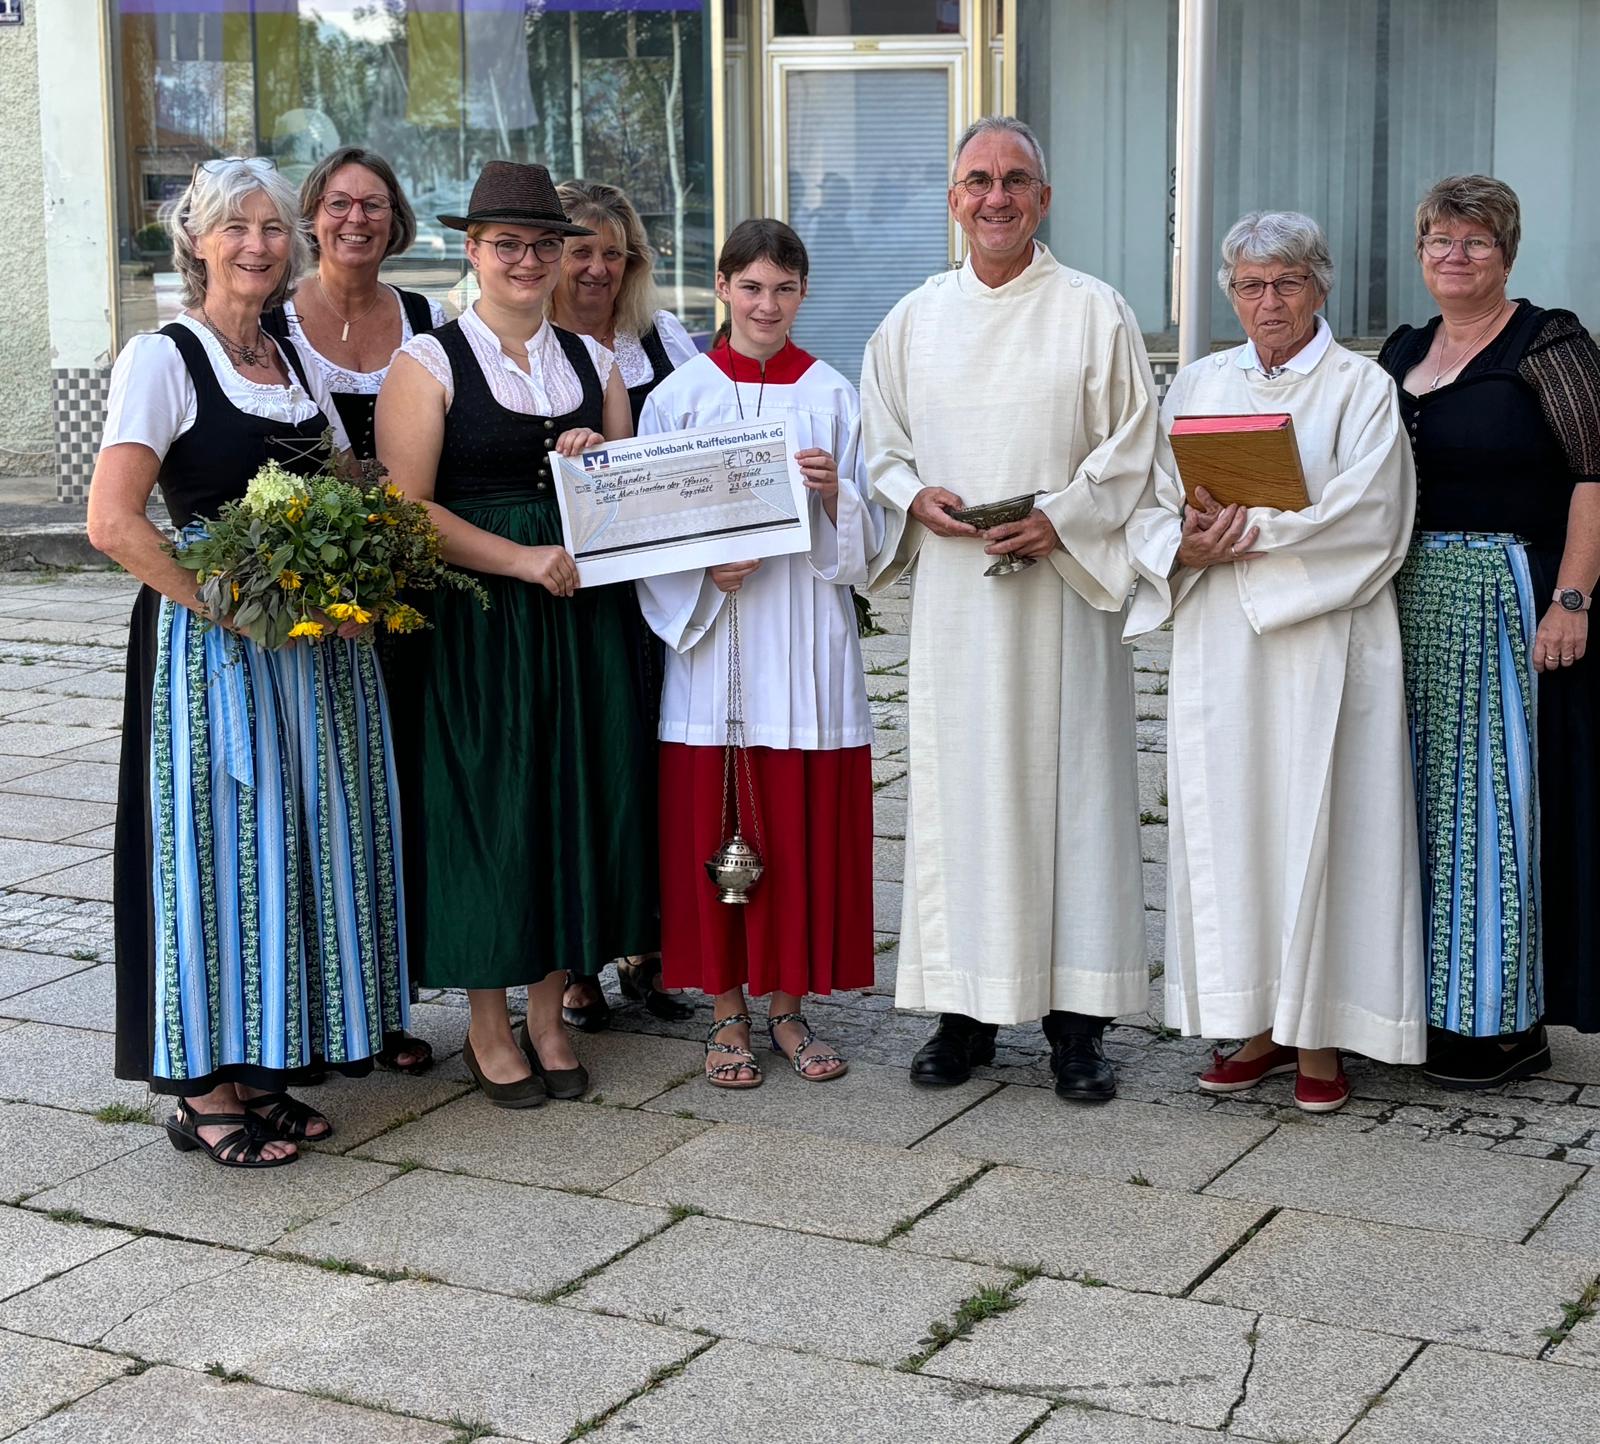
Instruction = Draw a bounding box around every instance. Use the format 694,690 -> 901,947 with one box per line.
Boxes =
36,0 -> 116,497
1175,0 -> 1216,369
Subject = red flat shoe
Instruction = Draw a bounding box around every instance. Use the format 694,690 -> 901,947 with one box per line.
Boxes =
1294,1065 -> 1350,1113
1198,1043 -> 1297,1094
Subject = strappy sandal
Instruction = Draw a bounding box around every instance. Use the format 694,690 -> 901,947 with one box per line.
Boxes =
375,1030 -> 435,1075
165,1101 -> 298,1169
239,1090 -> 334,1142
618,956 -> 695,1021
767,1012 -> 848,1082
705,1012 -> 763,1090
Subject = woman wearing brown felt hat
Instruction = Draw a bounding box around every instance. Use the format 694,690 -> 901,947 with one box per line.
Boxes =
376,161 -> 661,1108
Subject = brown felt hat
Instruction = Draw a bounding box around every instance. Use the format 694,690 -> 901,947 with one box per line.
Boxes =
437,161 -> 595,235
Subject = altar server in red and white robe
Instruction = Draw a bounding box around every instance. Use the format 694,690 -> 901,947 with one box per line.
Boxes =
636,218 -> 886,1090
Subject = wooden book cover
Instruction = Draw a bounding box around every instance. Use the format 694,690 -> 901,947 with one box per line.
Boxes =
1169,413 -> 1311,512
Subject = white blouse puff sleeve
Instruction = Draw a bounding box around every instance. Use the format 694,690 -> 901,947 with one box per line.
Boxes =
397,306 -> 615,416
101,318 -> 322,461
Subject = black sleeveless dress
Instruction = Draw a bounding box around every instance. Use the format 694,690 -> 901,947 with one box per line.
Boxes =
624,323 -> 678,429
113,323 -> 409,1091
1381,303 -> 1600,1032
392,320 -> 659,988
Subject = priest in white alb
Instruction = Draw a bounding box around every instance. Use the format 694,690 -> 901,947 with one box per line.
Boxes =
861,116 -> 1158,1101
1124,211 -> 1425,1115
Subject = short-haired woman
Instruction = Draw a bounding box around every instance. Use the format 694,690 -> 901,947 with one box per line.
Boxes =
547,178 -> 697,1032
1126,211 -> 1424,1113
376,162 -> 658,1108
1380,175 -> 1600,1086
89,158 -> 411,1167
263,146 -> 445,464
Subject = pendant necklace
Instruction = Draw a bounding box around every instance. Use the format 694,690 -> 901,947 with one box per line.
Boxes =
319,278 -> 384,343
731,354 -> 767,419
1429,303 -> 1508,392
199,310 -> 270,369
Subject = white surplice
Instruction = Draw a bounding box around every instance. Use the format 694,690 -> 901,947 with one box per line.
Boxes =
636,343 -> 886,750
1124,332 -> 1426,1063
861,246 -> 1157,1025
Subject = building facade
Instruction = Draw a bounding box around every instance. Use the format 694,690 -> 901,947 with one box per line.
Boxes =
4,0 -> 1598,495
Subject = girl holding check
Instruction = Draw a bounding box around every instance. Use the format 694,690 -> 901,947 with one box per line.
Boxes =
636,219 -> 887,1090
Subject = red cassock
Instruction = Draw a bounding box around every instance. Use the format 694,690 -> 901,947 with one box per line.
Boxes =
659,742 -> 875,997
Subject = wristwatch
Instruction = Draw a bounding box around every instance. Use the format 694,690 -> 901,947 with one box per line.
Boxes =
1555,587 -> 1592,613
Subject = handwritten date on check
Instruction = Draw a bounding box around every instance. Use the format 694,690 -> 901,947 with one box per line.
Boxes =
552,418 -> 813,587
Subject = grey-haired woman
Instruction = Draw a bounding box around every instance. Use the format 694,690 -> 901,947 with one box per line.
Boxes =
89,157 -> 411,1168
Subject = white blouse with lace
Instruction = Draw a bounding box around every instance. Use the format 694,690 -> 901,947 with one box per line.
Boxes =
281,287 -> 448,399
611,309 -> 699,388
399,303 -> 616,416
101,314 -> 321,457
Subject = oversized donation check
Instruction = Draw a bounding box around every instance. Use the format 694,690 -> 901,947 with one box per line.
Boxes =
552,419 -> 812,587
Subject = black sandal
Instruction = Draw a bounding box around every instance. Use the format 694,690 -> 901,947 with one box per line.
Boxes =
239,1091 -> 334,1142
165,1102 -> 298,1169
618,956 -> 695,1021
374,1030 -> 435,1075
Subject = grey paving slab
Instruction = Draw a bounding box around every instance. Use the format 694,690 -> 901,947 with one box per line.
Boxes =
1556,1311 -> 1600,1368
51,737 -> 125,765
925,1276 -> 1255,1429
294,1066 -> 474,1154
0,963 -> 115,1030
101,1256 -> 698,1444
0,790 -> 116,843
25,1142 -> 397,1249
1528,1171 -> 1600,1263
588,1339 -> 1049,1444
1023,1413 -> 1231,1443
0,1327 -> 132,1438
0,761 -> 121,803
0,1208 -> 132,1302
0,689 -> 62,718
354,1090 -> 706,1191
0,722 -> 119,758
15,853 -> 116,902
4,696 -> 126,730
1546,1027 -> 1600,1086
0,838 -> 104,888
644,1058 -> 999,1147
62,822 -> 117,847
607,1123 -> 982,1242
564,1027 -> 707,1106
0,1022 -> 149,1111
1197,1209 -> 1592,1357
0,1103 -> 158,1202
278,1167 -> 668,1297
0,663 -> 85,691
0,1236 -> 251,1345
1230,1316 -> 1418,1444
0,755 -> 58,785
0,947 -> 91,999
1204,1126 -> 1582,1241
892,1165 -> 1267,1294
1343,1344 -> 1600,1443
915,1087 -> 1276,1191
5,1364 -> 457,1444
38,670 -> 130,701
0,620 -> 126,648
569,1214 -> 1007,1365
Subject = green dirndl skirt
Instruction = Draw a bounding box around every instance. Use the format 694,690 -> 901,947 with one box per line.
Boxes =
390,491 -> 659,989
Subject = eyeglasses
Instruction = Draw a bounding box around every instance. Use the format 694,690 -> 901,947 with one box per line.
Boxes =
1420,234 -> 1500,260
489,236 -> 565,265
956,170 -> 1043,197
1229,274 -> 1313,300
322,191 -> 392,219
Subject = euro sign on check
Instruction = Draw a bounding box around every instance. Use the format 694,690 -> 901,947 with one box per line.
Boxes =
553,418 -> 813,587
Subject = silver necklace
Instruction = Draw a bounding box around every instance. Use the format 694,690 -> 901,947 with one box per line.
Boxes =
199,310 -> 269,368
1429,304 -> 1509,391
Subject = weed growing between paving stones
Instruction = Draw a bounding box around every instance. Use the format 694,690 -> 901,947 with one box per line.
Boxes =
1542,1277 -> 1600,1346
393,1157 -> 423,1174
69,948 -> 98,961
45,1207 -> 83,1224
1127,1173 -> 1152,1186
93,1102 -> 152,1125
563,1341 -> 716,1441
1140,810 -> 1164,825
898,1265 -> 1042,1373
874,937 -> 897,954
205,1363 -> 257,1384
447,1417 -> 495,1442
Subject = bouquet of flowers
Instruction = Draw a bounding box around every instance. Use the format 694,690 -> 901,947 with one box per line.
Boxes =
172,437 -> 488,649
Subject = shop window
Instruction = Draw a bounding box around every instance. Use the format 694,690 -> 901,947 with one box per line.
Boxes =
111,0 -> 716,344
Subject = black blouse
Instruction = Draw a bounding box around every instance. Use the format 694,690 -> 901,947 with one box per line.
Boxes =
1377,302 -> 1600,555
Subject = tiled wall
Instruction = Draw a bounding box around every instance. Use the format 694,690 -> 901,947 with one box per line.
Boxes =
52,367 -> 109,501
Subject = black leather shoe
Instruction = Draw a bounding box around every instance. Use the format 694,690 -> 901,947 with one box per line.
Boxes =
561,972 -> 613,1033
1051,1033 -> 1117,1102
1423,1024 -> 1551,1090
910,1014 -> 998,1088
